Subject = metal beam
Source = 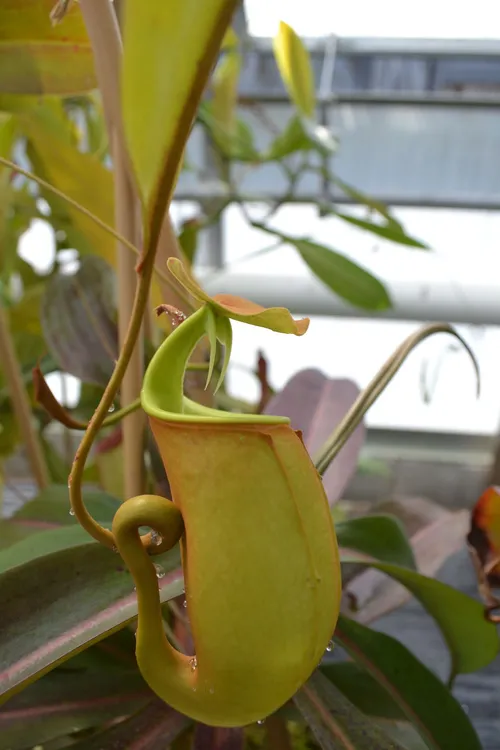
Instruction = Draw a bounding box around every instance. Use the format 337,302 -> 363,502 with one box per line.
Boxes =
200,271 -> 500,326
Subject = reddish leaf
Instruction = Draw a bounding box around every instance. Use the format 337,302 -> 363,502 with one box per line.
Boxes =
264,369 -> 365,504
64,699 -> 190,750
0,671 -> 150,750
468,486 -> 500,618
192,724 -> 245,750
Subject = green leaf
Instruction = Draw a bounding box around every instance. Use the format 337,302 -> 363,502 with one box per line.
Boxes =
335,615 -> 482,750
342,556 -> 499,677
0,519 -> 47,552
0,531 -> 183,703
264,116 -> 312,161
122,0 -> 236,218
335,212 -> 429,249
21,108 -> 116,266
294,670 -> 405,750
291,238 -> 392,311
336,515 -> 416,570
0,0 -> 96,95
320,662 -> 404,720
273,22 -> 315,118
178,219 -> 201,265
0,670 -> 150,750
13,484 -> 120,526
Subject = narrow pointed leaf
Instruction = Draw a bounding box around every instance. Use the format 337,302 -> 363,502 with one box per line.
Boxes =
335,212 -> 429,250
273,22 -> 315,118
264,369 -> 364,504
294,670 -> 405,749
122,0 -> 237,219
0,0 -> 96,95
336,515 -> 416,570
293,239 -> 391,311
342,557 -> 499,676
335,615 -> 482,750
0,532 -> 183,703
320,662 -> 404,720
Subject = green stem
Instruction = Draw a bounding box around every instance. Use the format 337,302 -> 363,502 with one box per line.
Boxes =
0,156 -> 193,310
313,323 -> 479,476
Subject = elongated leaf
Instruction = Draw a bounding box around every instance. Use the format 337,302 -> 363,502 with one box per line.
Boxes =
337,516 -> 416,570
0,519 -> 53,552
62,699 -> 190,750
320,662 -> 404,720
342,556 -> 499,676
335,616 -> 482,750
264,115 -> 312,161
41,256 -> 118,386
22,112 -> 115,265
292,239 -> 391,310
264,369 -> 364,504
122,0 -> 237,218
273,22 -> 315,118
0,531 -> 183,702
335,212 -> 428,250
0,671 -> 150,750
14,484 -> 120,526
0,0 -> 96,95
294,670 -> 405,750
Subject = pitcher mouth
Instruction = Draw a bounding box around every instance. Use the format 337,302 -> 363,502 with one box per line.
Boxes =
141,306 -> 288,426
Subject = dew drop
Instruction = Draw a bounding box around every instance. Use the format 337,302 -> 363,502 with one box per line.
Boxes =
150,530 -> 163,547
257,719 -> 265,726
189,656 -> 197,672
325,640 -> 334,653
154,563 -> 165,579
108,404 -> 115,412
209,687 -> 215,694
462,703 -> 470,715
112,545 -> 118,553
69,508 -> 75,516
182,599 -> 188,608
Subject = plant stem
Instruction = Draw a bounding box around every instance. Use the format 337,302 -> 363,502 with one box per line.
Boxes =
81,0 -> 145,499
265,715 -> 293,750
0,305 -> 49,489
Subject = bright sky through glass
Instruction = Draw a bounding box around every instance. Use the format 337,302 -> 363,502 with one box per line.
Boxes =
245,0 -> 500,40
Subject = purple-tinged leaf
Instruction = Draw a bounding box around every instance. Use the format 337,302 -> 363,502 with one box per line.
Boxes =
62,699 -> 190,750
41,256 -> 118,387
192,723 -> 245,750
0,532 -> 183,703
0,671 -> 151,750
264,369 -> 365,504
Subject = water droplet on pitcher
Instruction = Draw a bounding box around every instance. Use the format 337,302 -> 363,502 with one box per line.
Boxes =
150,530 -> 162,547
257,719 -> 265,726
189,656 -> 197,672
182,599 -> 188,608
325,640 -> 334,652
69,508 -> 75,516
154,564 -> 165,579
462,703 -> 469,715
